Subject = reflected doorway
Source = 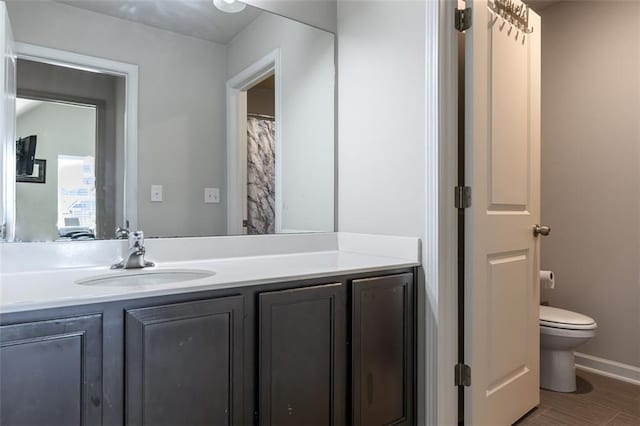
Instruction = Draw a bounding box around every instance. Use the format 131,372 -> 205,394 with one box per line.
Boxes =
245,75 -> 276,235
15,97 -> 97,241
226,49 -> 282,236
11,56 -> 127,241
0,43 -> 137,243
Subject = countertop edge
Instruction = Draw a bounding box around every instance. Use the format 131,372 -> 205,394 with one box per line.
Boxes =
1,254 -> 419,315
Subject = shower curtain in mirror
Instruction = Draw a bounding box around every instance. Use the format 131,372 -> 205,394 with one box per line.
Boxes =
247,116 -> 275,234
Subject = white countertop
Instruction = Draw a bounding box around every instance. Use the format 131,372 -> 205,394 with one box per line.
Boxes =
0,233 -> 421,314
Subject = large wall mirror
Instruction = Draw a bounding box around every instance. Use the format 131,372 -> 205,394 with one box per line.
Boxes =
2,0 -> 335,242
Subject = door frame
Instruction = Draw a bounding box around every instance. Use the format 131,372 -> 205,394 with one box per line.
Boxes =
427,0 -> 463,424
226,49 -> 282,235
434,3 -> 541,424
6,42 -> 139,233
0,1 -> 16,241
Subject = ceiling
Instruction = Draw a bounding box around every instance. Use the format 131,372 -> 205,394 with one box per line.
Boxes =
56,0 -> 263,44
522,0 -> 562,13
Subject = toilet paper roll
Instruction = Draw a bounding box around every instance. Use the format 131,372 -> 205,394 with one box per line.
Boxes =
540,270 -> 555,289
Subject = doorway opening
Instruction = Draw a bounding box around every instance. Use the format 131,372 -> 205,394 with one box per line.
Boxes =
15,96 -> 98,241
226,49 -> 282,235
12,57 -> 125,241
246,75 -> 276,235
1,41 -> 138,242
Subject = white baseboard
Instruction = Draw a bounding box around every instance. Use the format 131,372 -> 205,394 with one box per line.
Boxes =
575,352 -> 640,386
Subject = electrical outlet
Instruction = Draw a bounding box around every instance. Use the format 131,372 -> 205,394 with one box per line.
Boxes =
204,187 -> 220,204
151,185 -> 163,202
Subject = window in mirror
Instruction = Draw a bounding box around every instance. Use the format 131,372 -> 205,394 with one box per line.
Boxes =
57,155 -> 96,240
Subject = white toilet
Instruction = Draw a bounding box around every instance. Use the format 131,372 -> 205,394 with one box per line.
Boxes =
539,305 -> 597,392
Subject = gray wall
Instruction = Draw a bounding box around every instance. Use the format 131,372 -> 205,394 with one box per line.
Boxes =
540,1 -> 640,368
15,102 -> 96,241
227,12 -> 335,232
7,1 -> 228,238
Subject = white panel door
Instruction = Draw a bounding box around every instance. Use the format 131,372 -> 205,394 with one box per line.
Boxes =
464,1 -> 541,424
0,0 -> 16,241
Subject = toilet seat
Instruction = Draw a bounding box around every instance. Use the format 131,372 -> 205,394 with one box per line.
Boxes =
539,306 -> 597,330
539,306 -> 597,392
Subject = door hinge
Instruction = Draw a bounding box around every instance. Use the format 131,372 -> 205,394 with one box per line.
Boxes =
0,223 -> 5,240
455,363 -> 471,387
455,7 -> 472,32
455,186 -> 472,209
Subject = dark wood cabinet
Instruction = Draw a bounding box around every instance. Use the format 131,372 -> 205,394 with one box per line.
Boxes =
258,283 -> 346,426
0,268 -> 415,426
125,296 -> 244,426
0,314 -> 103,426
352,273 -> 414,426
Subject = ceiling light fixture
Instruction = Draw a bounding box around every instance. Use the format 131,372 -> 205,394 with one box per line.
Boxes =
213,0 -> 247,13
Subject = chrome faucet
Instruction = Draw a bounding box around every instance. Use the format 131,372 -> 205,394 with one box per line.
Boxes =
111,230 -> 155,269
115,227 -> 130,239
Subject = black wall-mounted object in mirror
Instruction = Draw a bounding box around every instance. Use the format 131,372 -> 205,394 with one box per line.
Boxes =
16,159 -> 46,184
16,135 -> 37,176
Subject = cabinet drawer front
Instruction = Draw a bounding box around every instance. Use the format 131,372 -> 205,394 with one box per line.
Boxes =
0,314 -> 103,426
259,283 -> 346,426
352,273 -> 414,426
125,296 -> 244,426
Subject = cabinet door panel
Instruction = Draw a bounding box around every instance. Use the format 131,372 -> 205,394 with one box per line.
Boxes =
0,314 -> 103,426
259,283 -> 346,426
352,273 -> 414,426
125,296 -> 244,426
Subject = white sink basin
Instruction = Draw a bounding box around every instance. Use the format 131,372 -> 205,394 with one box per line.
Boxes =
76,269 -> 216,287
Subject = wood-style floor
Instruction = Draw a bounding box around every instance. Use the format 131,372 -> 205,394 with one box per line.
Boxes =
516,370 -> 640,425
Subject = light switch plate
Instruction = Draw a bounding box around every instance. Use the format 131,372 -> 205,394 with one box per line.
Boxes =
204,187 -> 220,204
151,185 -> 163,202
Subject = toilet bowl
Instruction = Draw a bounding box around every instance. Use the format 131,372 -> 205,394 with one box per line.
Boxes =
540,306 -> 597,392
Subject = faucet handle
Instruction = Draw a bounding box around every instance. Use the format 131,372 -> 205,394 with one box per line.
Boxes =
115,227 -> 130,239
128,230 -> 144,248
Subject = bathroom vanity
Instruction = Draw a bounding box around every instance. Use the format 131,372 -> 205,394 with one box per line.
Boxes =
0,0 -> 419,424
0,234 -> 419,426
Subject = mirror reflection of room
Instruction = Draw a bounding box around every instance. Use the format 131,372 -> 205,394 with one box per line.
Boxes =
16,99 -> 96,241
14,58 -> 126,242
3,0 -> 335,242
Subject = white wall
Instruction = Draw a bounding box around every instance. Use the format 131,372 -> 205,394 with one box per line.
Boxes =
540,1 -> 640,369
242,0 -> 337,33
337,1 -> 425,237
7,1 -> 228,238
337,1 -> 438,424
15,102 -> 96,241
227,12 -> 335,232
0,2 -> 15,242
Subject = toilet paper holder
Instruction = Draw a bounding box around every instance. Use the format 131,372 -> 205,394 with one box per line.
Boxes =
540,270 -> 555,289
